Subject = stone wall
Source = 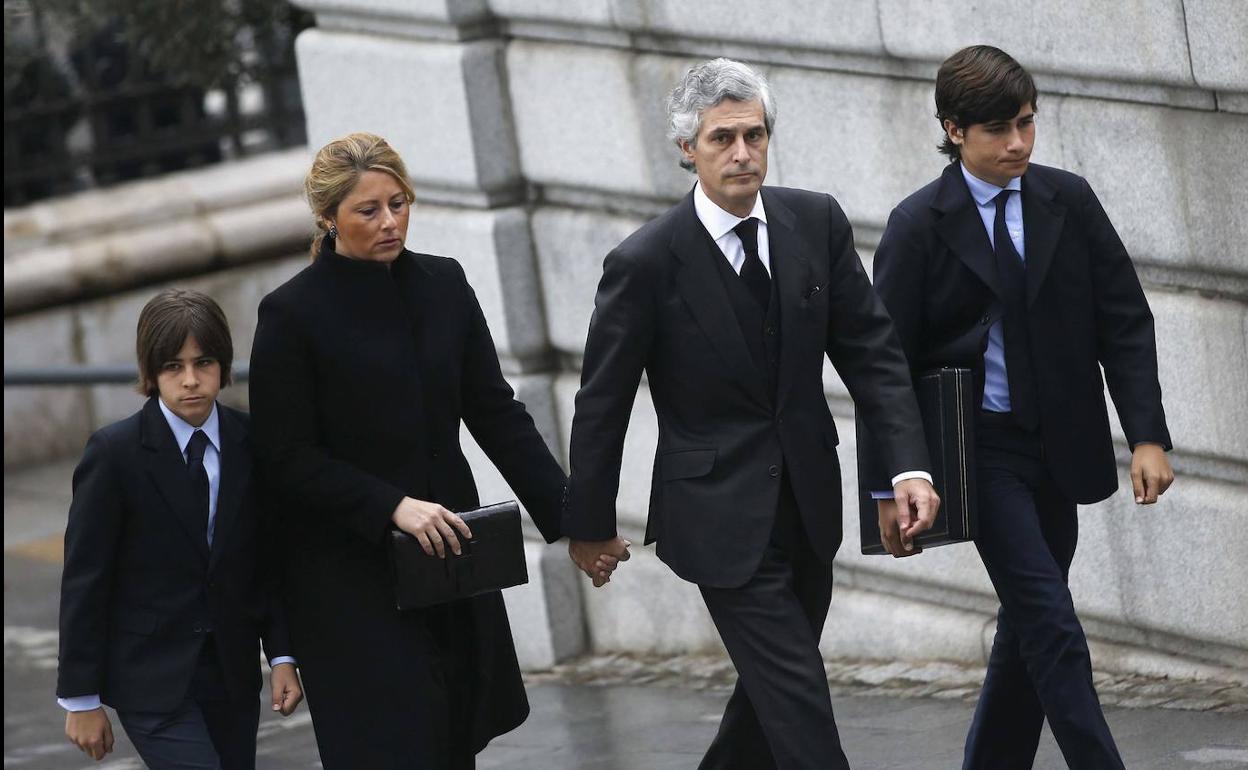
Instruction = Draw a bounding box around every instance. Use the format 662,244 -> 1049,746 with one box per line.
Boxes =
288,0 -> 1248,676
4,0 -> 1244,679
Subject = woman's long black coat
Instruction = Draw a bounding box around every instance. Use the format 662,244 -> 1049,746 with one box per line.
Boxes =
248,239 -> 565,766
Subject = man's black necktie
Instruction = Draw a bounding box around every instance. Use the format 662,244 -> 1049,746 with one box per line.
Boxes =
186,430 -> 211,548
993,190 -> 1039,431
733,217 -> 771,310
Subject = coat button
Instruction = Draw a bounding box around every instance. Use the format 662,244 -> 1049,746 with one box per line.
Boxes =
980,314 -> 990,325
193,623 -> 204,633
766,326 -> 777,336
768,465 -> 780,478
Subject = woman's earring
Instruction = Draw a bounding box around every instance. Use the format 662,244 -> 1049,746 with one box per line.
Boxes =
327,224 -> 339,239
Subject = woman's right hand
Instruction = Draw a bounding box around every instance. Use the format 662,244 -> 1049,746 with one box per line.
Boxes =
391,497 -> 473,558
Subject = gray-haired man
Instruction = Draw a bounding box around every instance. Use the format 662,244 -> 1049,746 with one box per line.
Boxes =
562,58 -> 940,768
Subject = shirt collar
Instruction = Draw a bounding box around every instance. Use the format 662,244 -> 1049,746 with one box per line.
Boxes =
693,181 -> 768,241
157,398 -> 220,454
960,162 -> 1022,207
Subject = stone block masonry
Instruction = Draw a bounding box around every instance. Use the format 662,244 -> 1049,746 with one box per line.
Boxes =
4,0 -> 1243,680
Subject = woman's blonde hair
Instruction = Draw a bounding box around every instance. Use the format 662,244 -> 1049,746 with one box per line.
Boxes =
304,132 -> 416,257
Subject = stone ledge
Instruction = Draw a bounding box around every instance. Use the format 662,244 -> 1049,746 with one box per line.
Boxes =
2,148 -> 309,255
3,148 -> 314,318
525,653 -> 1248,713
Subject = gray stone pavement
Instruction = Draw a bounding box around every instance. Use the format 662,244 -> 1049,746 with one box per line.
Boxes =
6,460 -> 1247,769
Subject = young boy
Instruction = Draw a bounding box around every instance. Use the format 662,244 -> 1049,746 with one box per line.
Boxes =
57,288 -> 303,768
860,46 -> 1174,768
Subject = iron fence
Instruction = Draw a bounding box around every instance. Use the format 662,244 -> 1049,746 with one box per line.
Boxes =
4,4 -> 310,207
4,364 -> 250,386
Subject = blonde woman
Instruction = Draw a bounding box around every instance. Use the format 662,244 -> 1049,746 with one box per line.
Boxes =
248,133 -> 596,769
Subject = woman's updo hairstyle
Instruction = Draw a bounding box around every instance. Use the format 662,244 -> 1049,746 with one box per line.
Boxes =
304,132 -> 415,257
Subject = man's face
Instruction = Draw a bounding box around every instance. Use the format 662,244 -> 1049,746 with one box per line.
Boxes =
946,104 -> 1036,187
681,98 -> 769,217
156,334 -> 221,427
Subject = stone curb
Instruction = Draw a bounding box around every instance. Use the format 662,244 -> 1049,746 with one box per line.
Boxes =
524,653 -> 1248,714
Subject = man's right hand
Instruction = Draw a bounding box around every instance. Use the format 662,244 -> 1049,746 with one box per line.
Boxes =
877,478 -> 940,558
391,497 -> 473,558
568,537 -> 632,587
65,708 -> 114,761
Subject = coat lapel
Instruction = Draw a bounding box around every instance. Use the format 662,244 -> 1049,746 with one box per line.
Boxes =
140,399 -> 209,564
763,191 -> 816,412
1020,169 -> 1065,306
208,407 -> 250,573
933,162 -> 1002,299
669,193 -> 770,410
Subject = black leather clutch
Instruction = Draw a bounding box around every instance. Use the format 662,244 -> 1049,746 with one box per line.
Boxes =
389,500 -> 529,610
859,367 -> 979,555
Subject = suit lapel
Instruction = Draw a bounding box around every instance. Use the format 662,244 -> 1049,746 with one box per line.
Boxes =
140,399 -> 209,564
764,191 -> 816,412
670,193 -> 770,409
933,162 -> 1002,299
209,407 -> 250,573
1020,170 -> 1065,306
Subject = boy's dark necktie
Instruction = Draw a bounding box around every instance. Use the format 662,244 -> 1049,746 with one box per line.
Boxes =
186,430 -> 211,548
993,190 -> 1039,430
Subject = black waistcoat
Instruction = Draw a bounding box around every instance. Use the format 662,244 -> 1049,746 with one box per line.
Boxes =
707,236 -> 783,404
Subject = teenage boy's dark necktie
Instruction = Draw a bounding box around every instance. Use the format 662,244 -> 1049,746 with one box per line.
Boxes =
186,430 -> 211,548
733,217 -> 771,310
993,190 -> 1039,430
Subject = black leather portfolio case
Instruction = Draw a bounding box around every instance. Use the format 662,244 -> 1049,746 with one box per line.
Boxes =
859,367 -> 978,555
389,500 -> 529,610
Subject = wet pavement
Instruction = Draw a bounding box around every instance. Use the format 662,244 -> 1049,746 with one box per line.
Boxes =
6,460 -> 1247,769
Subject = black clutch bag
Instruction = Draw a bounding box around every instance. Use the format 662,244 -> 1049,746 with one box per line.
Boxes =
389,500 -> 529,610
859,367 -> 978,554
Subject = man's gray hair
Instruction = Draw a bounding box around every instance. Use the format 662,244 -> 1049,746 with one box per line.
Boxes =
667,58 -> 777,171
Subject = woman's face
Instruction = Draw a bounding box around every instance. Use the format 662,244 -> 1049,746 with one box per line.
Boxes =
329,170 -> 411,263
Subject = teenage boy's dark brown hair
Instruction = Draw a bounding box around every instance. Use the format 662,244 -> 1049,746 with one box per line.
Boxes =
135,288 -> 233,396
935,45 -> 1038,161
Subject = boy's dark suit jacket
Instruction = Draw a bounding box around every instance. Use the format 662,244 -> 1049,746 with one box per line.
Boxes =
564,186 -> 930,588
57,399 -> 290,712
860,161 -> 1171,503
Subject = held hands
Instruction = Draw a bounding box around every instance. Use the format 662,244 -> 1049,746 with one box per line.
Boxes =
65,708 -> 113,761
1130,443 -> 1174,504
568,536 -> 632,587
270,662 -> 304,716
876,478 -> 940,558
391,497 -> 473,558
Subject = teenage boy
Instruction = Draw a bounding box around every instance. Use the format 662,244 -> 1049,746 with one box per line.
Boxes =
57,288 -> 303,768
860,45 -> 1174,769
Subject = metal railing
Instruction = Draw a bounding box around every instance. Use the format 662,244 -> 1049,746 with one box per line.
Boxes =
4,365 -> 250,386
4,10 -> 309,207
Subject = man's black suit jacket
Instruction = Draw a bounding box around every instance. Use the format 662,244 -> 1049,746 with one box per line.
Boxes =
861,161 -> 1171,504
57,398 -> 290,712
564,186 -> 930,588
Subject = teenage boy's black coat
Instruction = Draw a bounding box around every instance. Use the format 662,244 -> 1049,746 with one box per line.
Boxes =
859,161 -> 1171,503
